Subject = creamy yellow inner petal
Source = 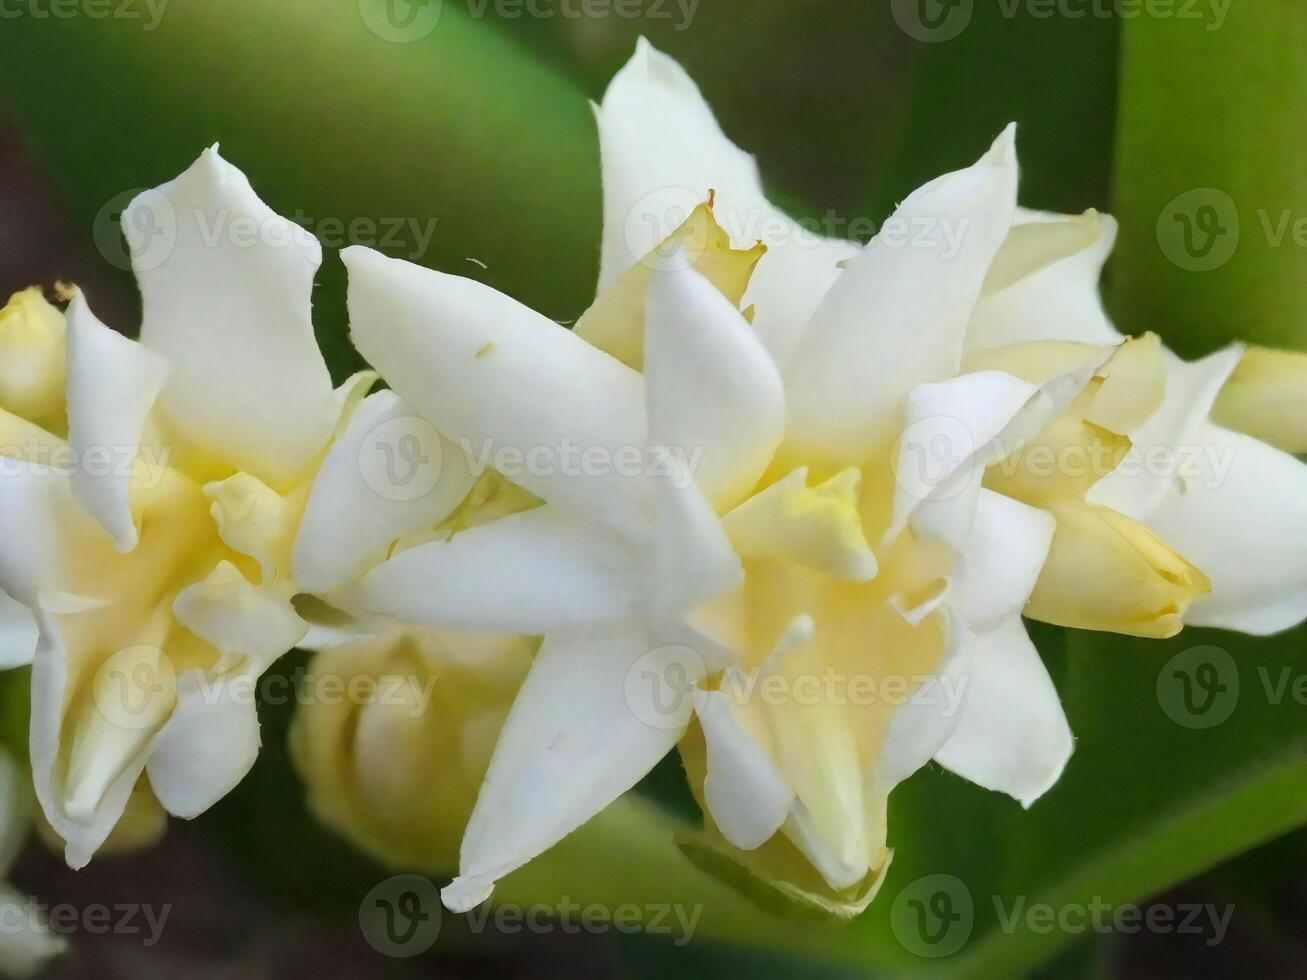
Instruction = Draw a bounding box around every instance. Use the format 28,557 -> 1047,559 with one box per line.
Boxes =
574,198 -> 766,370
1213,344 -> 1307,454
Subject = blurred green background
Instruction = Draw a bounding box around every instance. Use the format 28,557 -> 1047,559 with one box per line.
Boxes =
0,1 -> 1304,978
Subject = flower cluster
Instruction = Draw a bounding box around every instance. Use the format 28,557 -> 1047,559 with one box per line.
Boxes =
0,40 -> 1304,957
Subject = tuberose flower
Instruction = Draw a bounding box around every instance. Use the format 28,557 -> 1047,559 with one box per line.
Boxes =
303,40 -> 1307,915
0,149 -> 372,866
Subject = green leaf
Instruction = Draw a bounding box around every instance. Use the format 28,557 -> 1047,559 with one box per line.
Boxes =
0,1 -> 602,379
1110,1 -> 1307,355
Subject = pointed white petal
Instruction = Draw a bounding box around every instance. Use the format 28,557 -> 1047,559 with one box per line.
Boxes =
1089,346 -> 1243,521
146,670 -> 261,819
784,127 -> 1019,465
648,467 -> 743,623
293,390 -> 477,594
359,506 -> 639,634
693,689 -> 792,851
128,147 -> 336,486
596,39 -> 857,364
172,561 -> 308,674
444,621 -> 685,912
887,348 -> 1106,550
0,589 -> 37,670
934,616 -> 1073,807
64,289 -> 169,553
1147,423 -> 1307,635
344,246 -> 651,534
876,612 -> 975,793
968,208 -> 1123,350
644,264 -> 785,511
28,611 -> 144,869
949,490 -> 1056,632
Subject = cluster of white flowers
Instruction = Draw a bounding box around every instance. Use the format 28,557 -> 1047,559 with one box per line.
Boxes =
0,40 -> 1303,963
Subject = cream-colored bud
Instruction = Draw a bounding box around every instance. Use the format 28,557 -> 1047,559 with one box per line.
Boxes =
290,629 -> 534,871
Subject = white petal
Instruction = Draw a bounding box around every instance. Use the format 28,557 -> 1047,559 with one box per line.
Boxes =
172,561 -> 308,674
693,689 -> 792,851
644,264 -> 785,511
343,246 -> 652,534
444,621 -> 685,912
949,490 -> 1055,632
1146,423 -> 1307,635
596,39 -> 857,364
0,589 -> 37,670
359,506 -> 639,634
1089,346 -> 1243,521
934,616 -> 1073,807
876,612 -> 975,793
968,208 -> 1123,351
146,670 -> 261,820
647,467 -> 743,623
293,390 -> 477,594
128,147 -> 336,486
64,289 -> 169,553
28,611 -> 143,869
784,126 -> 1019,465
0,461 -> 105,607
886,349 -> 1106,550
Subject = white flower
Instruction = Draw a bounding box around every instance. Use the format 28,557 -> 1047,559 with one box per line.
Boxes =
0,148 -> 371,866
305,39 -> 1307,914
